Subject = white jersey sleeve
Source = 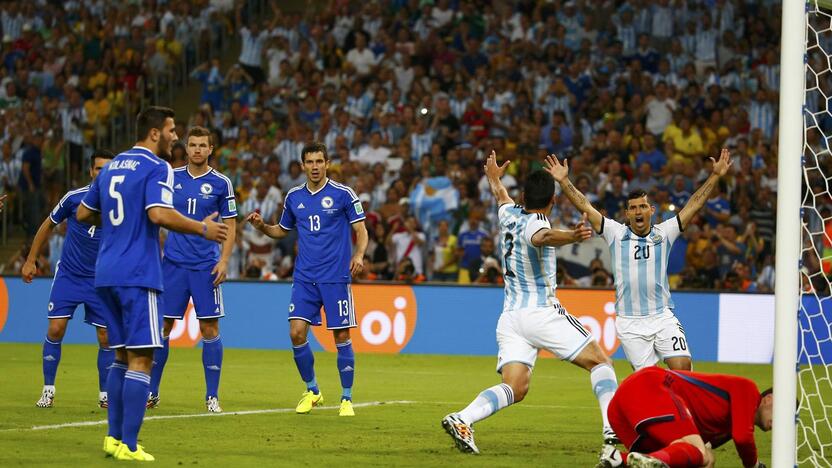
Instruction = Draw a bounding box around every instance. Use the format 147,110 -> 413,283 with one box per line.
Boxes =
655,215 -> 683,246
599,217 -> 627,245
523,212 -> 551,245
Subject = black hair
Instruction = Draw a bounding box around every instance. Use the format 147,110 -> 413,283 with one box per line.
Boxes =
301,141 -> 328,163
90,149 -> 114,167
523,170 -> 555,210
136,106 -> 175,141
627,189 -> 649,202
761,388 -> 772,399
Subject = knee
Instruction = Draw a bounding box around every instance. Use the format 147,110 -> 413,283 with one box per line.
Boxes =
97,329 -> 109,349
332,329 -> 351,345
162,319 -> 175,337
47,321 -> 66,341
666,357 -> 692,371
509,381 -> 529,403
199,320 -> 219,340
289,328 -> 307,346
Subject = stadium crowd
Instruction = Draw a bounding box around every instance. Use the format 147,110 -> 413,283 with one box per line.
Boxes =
4,0 -> 786,292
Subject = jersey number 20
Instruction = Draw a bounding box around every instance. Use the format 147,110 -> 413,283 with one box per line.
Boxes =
634,244 -> 650,260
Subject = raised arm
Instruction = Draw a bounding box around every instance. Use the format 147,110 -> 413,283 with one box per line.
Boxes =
246,211 -> 289,239
483,150 -> 514,207
545,155 -> 603,233
678,148 -> 732,229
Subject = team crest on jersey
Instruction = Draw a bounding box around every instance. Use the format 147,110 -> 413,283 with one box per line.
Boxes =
228,199 -> 236,212
650,233 -> 663,243
321,196 -> 334,209
48,302 -> 54,311
354,201 -> 364,215
289,303 -> 295,313
200,183 -> 213,195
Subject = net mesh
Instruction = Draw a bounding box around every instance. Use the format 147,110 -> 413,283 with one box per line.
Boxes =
800,3 -> 832,466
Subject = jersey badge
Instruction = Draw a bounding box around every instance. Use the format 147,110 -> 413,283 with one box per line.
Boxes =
650,233 -> 663,243
354,201 -> 364,215
321,196 -> 334,209
200,183 -> 213,195
228,199 -> 236,212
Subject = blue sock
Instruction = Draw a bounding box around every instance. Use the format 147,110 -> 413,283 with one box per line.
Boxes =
149,336 -> 169,396
202,335 -> 223,399
97,348 -> 114,392
106,361 -> 127,440
42,337 -> 62,386
122,370 -> 151,452
292,341 -> 318,394
336,340 -> 355,401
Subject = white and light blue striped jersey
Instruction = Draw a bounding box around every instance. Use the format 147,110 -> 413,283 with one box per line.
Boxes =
601,216 -> 682,317
498,204 -> 558,312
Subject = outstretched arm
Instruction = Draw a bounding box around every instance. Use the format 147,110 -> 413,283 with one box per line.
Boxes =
483,150 -> 514,207
531,213 -> 593,247
678,148 -> 732,229
545,155 -> 603,233
21,217 -> 56,283
246,211 -> 290,239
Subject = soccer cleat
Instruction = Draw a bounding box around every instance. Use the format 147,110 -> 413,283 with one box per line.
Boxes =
595,443 -> 624,468
98,392 -> 108,409
441,413 -> 479,454
103,436 -> 121,457
146,393 -> 160,409
627,452 -> 669,468
113,443 -> 155,461
295,390 -> 323,414
36,387 -> 54,408
206,396 -> 222,413
603,427 -> 621,445
339,399 -> 355,417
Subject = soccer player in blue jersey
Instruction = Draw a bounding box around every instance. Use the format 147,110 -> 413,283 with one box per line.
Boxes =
147,126 -> 237,413
442,152 -> 619,460
247,141 -> 368,417
77,106 -> 228,461
22,149 -> 114,409
549,149 -> 732,372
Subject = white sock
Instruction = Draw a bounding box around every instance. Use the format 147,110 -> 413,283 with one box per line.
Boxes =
457,383 -> 514,426
43,385 -> 55,392
590,363 -> 618,430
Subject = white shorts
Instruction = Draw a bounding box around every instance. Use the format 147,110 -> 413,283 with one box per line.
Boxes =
496,302 -> 594,373
616,311 -> 691,370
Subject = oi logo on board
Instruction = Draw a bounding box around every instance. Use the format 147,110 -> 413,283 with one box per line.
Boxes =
169,300 -> 201,348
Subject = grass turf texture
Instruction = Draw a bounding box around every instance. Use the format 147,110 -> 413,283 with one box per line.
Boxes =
0,343 -> 774,467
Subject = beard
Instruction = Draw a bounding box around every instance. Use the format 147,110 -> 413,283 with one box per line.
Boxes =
157,136 -> 174,161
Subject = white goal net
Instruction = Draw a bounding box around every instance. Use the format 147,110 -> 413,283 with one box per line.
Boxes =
800,2 -> 832,466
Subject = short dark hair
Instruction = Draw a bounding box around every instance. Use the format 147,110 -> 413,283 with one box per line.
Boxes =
301,141 -> 328,163
627,189 -> 649,203
523,170 -> 555,210
186,126 -> 213,146
760,388 -> 772,399
90,149 -> 114,167
136,106 -> 175,141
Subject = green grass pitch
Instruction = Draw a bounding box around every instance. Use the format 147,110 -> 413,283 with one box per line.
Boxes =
0,343 -> 773,467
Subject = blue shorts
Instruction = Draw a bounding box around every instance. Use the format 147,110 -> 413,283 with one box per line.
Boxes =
48,263 -> 108,328
289,281 -> 356,329
97,286 -> 163,349
162,259 -> 224,320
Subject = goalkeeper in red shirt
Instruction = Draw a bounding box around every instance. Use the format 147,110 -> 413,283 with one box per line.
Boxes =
598,366 -> 772,468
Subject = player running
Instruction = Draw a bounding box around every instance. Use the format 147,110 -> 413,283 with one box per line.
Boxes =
442,151 -> 620,457
597,366 -> 772,468
77,106 -> 228,461
246,141 -> 368,417
147,126 -> 237,413
23,149 -> 115,409
548,149 -> 732,371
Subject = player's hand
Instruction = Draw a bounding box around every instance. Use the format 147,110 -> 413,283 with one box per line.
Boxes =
246,211 -> 266,232
202,212 -> 229,243
711,148 -> 732,177
350,254 -> 364,277
484,150 -> 510,180
211,260 -> 228,286
572,213 -> 592,242
21,260 -> 36,283
544,154 -> 569,182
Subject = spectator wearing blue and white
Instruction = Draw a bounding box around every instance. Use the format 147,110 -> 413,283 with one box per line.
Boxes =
345,32 -> 377,77
615,8 -> 637,57
628,163 -> 660,194
631,0 -> 652,35
680,21 -> 697,58
191,59 -> 224,111
274,126 -> 304,172
541,77 -> 574,127
650,0 -> 673,43
694,14 -> 718,76
236,6 -> 269,85
0,140 -> 21,192
1,4 -> 24,41
652,59 -> 680,90
324,109 -> 357,154
704,181 -> 731,228
410,118 -> 433,161
756,49 -> 780,92
354,131 -> 391,167
265,35 -> 289,86
346,81 -> 373,120
712,0 -> 736,34
457,214 -> 489,271
540,111 -> 573,154
667,39 -> 690,74
636,133 -> 667,172
748,88 -> 776,140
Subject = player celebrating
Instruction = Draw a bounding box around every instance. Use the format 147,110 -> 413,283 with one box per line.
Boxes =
548,149 -> 732,371
77,107 -> 228,461
441,151 -> 621,456
246,141 -> 368,417
23,149 -> 114,409
147,126 -> 237,413
598,366 -> 772,468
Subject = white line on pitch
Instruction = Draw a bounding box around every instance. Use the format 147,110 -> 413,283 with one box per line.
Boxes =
3,400 -> 418,432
